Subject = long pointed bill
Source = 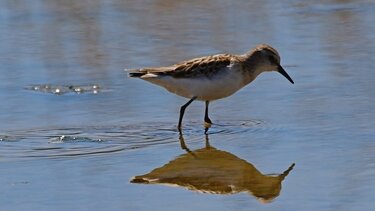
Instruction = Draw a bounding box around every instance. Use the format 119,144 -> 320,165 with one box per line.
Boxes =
278,65 -> 294,84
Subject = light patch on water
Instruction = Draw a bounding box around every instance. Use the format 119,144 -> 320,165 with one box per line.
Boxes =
49,135 -> 105,143
25,84 -> 102,95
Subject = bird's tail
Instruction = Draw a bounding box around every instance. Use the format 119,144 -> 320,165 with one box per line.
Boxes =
128,72 -> 146,77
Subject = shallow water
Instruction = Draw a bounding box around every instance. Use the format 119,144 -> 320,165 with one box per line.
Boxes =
1,0 -> 374,210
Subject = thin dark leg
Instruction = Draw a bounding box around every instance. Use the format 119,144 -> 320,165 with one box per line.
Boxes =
178,96 -> 197,131
204,101 -> 212,124
204,101 -> 212,134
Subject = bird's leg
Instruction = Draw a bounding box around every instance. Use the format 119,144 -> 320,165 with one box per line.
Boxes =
178,96 -> 197,132
204,101 -> 212,124
204,101 -> 212,134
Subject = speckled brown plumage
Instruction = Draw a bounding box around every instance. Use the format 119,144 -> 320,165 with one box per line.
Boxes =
171,54 -> 233,78
131,54 -> 236,79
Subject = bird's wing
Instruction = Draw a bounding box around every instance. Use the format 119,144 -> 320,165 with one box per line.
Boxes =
170,54 -> 233,78
128,54 -> 233,78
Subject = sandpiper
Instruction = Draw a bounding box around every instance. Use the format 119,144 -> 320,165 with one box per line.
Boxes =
127,44 -> 294,132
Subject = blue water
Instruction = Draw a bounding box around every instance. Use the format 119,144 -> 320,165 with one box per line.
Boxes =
1,1 -> 374,210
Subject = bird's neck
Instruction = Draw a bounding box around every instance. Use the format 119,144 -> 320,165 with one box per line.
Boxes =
239,54 -> 265,85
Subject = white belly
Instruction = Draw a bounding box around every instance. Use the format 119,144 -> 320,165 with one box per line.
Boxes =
144,71 -> 245,101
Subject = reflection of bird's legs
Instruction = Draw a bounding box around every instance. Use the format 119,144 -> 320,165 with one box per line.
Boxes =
178,133 -> 196,157
204,101 -> 212,134
205,134 -> 211,149
280,163 -> 296,180
178,96 -> 197,133
178,133 -> 188,151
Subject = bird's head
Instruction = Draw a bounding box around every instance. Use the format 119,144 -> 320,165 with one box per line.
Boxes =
245,44 -> 294,84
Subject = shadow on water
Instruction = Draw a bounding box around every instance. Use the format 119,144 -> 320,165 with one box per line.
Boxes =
0,120 -> 264,161
131,134 -> 295,203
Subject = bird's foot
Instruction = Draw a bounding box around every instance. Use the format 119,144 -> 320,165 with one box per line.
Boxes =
204,121 -> 212,134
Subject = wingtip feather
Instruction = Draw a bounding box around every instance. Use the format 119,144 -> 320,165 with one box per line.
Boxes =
128,72 -> 145,77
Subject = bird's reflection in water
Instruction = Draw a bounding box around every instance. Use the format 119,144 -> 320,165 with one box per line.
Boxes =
131,134 -> 295,203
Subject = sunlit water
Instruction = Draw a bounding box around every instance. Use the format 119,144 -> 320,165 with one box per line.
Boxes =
1,1 -> 374,210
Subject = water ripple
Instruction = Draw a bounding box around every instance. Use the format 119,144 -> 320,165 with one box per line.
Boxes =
0,120 -> 267,160
0,135 -> 21,142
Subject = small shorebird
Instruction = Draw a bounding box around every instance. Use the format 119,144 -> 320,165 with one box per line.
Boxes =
128,44 -> 294,132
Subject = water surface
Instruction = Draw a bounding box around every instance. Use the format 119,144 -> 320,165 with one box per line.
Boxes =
1,0 -> 374,210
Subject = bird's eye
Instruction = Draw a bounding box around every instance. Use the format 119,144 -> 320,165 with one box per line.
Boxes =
268,56 -> 277,64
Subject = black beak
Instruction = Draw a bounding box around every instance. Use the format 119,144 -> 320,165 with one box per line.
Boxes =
277,65 -> 294,84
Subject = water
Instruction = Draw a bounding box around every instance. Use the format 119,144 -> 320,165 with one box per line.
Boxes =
1,0 -> 374,210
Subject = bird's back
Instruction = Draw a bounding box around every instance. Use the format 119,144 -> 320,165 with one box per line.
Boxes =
128,54 -> 235,79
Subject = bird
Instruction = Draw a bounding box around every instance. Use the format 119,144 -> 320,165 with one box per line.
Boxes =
127,44 -> 294,133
